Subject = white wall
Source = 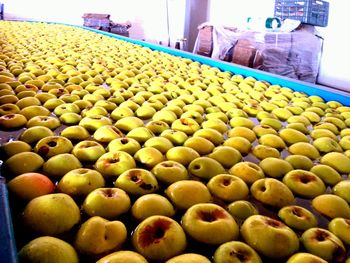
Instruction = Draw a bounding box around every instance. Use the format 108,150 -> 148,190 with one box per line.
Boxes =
316,0 -> 350,92
208,0 -> 275,28
1,0 -> 186,47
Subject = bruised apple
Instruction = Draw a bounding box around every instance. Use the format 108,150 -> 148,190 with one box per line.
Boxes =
132,215 -> 187,261
181,203 -> 239,245
241,215 -> 299,259
213,241 -> 262,263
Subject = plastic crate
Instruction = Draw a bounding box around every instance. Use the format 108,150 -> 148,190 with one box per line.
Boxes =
274,0 -> 329,27
82,13 -> 111,28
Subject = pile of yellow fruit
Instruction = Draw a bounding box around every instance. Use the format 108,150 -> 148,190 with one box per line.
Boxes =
1,21 -> 350,263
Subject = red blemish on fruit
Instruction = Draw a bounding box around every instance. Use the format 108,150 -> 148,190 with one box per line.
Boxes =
161,162 -> 174,168
222,178 -> 232,186
47,140 -> 57,147
128,170 -> 141,183
103,188 -> 116,198
4,114 -> 15,119
138,218 -> 172,248
120,138 -> 129,144
291,207 -> 303,218
314,229 -> 329,241
198,209 -> 227,222
38,146 -> 50,156
297,174 -> 316,184
265,217 -> 283,228
229,249 -> 248,261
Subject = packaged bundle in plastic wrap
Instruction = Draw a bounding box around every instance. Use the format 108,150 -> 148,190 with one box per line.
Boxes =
194,22 -> 323,83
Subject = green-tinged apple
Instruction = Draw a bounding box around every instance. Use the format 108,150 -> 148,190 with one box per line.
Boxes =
151,160 -> 188,185
213,241 -> 262,263
228,126 -> 257,143
110,106 -> 134,121
160,129 -> 188,146
134,147 -> 165,168
127,127 -> 155,143
288,142 -> 320,160
115,168 -> 158,195
333,180 -> 350,203
96,250 -> 148,263
320,152 -> 350,174
75,216 -> 127,255
312,194 -> 350,219
253,125 -> 278,137
278,205 -> 318,231
259,134 -> 286,150
60,125 -> 91,141
279,128 -> 309,145
166,146 -> 200,166
72,140 -> 106,163
34,135 -> 73,158
313,137 -> 343,153
181,203 -> 239,245
82,187 -> 130,219
108,137 -> 141,155
7,172 -> 55,201
93,125 -> 123,143
115,116 -> 144,132
131,194 -> 175,221
18,236 -> 79,263
166,253 -> 211,263
328,218 -> 350,245
43,153 -> 82,178
145,120 -> 169,135
59,112 -> 82,125
193,128 -> 224,146
171,117 -> 201,135
5,152 -> 44,175
241,215 -> 299,259
132,215 -> 187,261
282,170 -> 326,198
57,168 -> 105,197
183,136 -> 215,155
79,115 -> 112,132
286,253 -> 327,263
251,178 -> 295,208
259,157 -> 293,178
26,115 -> 61,130
95,151 -> 136,178
208,146 -> 242,168
252,144 -> 280,160
188,157 -> 226,180
310,164 -> 342,186
229,162 -> 265,185
285,155 -> 314,170
165,180 -> 212,210
300,227 -> 346,262
1,140 -> 31,157
23,193 -> 80,235
207,174 -> 249,202
227,200 -> 258,224
144,136 -> 173,154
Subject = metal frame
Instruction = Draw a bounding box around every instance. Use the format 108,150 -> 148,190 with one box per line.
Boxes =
0,176 -> 17,263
